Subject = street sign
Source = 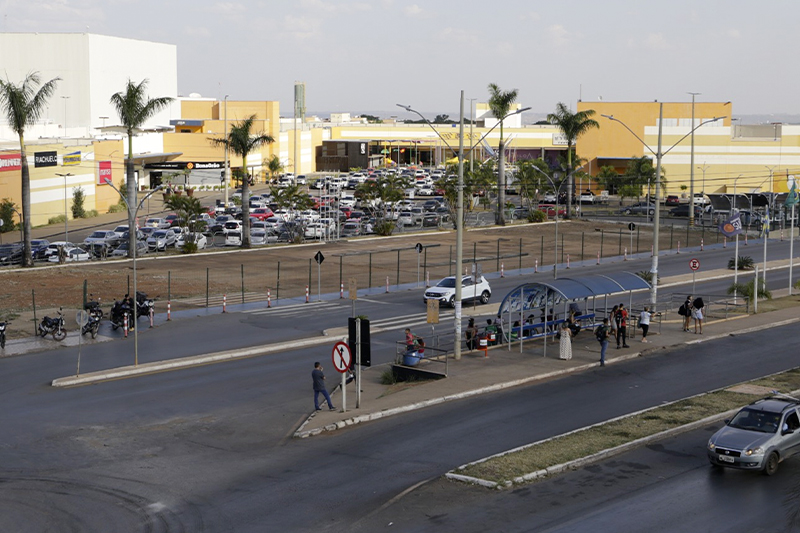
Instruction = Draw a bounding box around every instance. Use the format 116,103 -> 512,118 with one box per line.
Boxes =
75,310 -> 89,327
427,298 -> 440,324
331,341 -> 351,373
471,262 -> 482,282
628,222 -> 636,231
415,242 -> 423,253
689,258 -> 700,271
349,277 -> 358,300
314,251 -> 325,265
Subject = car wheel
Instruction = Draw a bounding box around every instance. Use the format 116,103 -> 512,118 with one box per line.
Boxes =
764,451 -> 780,476
480,291 -> 490,304
449,296 -> 455,308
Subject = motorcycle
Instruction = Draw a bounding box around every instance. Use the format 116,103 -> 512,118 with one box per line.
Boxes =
84,294 -> 104,320
38,308 -> 67,341
109,298 -> 134,331
134,291 -> 155,320
0,320 -> 7,349
81,313 -> 101,339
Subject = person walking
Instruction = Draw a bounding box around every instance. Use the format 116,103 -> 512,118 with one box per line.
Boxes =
639,306 -> 658,343
681,295 -> 693,332
692,296 -> 705,334
595,318 -> 610,366
558,322 -> 573,360
615,303 -> 629,348
609,305 -> 619,340
312,362 -> 335,411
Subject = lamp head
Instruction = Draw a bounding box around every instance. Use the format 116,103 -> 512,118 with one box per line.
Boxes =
600,114 -> 613,120
396,104 -> 413,112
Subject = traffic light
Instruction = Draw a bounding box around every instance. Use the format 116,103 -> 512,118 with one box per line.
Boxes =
348,317 -> 371,367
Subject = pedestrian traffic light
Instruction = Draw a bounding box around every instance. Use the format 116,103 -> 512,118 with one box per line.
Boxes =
348,317 -> 371,367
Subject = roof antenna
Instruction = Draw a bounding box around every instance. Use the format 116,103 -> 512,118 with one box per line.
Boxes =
771,390 -> 800,402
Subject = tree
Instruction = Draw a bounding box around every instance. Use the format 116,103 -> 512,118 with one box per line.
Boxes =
71,187 -> 86,219
487,83 -> 519,226
210,115 -> 274,248
164,195 -> 207,253
0,72 -> 60,266
266,154 -> 284,183
0,198 -> 18,234
594,165 -> 620,194
110,79 -> 173,257
270,183 -> 313,241
547,102 -> 599,219
514,158 -> 551,211
622,156 -> 667,202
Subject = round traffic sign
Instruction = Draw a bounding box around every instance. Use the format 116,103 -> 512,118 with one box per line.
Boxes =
689,258 -> 700,271
628,222 -> 636,231
331,341 -> 352,373
75,310 -> 89,327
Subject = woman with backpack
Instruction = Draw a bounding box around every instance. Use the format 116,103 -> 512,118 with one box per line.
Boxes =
680,295 -> 693,332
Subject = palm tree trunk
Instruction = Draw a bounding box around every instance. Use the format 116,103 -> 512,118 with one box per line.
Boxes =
497,141 -> 506,226
126,134 -> 137,258
565,145 -> 573,220
241,155 -> 250,248
20,140 -> 33,267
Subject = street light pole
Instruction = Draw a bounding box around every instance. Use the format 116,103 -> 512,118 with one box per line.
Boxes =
61,96 -> 70,137
55,173 -> 73,243
468,98 -> 476,173
688,92 -> 700,227
602,105 -> 725,305
105,182 -> 163,366
224,95 -> 229,206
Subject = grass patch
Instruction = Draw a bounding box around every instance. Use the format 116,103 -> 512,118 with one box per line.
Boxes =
458,369 -> 800,486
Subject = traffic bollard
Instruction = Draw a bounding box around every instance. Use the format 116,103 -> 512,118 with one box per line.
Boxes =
267,288 -> 271,308
701,239 -> 704,251
650,245 -> 653,257
426,270 -> 430,287
123,313 -> 128,338
167,300 -> 171,321
340,282 -> 344,299
149,308 -> 154,328
723,236 -> 727,248
623,248 -> 627,261
305,286 -> 309,303
223,294 -> 227,313
745,233 -> 748,245
677,241 -> 681,254
534,259 -> 538,273
597,251 -> 601,265
386,276 -> 389,293
500,263 -> 505,278
566,254 -> 571,268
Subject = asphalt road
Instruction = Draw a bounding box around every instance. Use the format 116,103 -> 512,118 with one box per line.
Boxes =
0,238 -> 798,532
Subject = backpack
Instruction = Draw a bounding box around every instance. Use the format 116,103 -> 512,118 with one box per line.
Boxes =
595,325 -> 607,342
678,304 -> 687,317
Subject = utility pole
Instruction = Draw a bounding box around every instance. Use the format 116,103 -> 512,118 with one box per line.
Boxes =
688,92 -> 700,227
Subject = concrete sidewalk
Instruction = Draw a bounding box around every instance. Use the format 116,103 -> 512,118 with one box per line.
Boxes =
293,301 -> 800,438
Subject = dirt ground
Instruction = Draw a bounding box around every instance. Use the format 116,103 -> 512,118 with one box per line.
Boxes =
0,215 -> 717,339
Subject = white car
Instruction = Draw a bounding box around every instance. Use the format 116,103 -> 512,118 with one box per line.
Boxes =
304,222 -> 328,239
578,192 -> 595,204
48,247 -> 91,263
42,241 -> 77,259
176,232 -> 207,250
415,185 -> 435,196
145,218 -> 171,229
542,192 -> 558,203
423,275 -> 492,307
224,231 -> 242,246
251,229 -> 277,245
83,230 -> 120,247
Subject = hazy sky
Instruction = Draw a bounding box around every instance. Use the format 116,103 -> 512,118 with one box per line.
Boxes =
2,0 -> 797,118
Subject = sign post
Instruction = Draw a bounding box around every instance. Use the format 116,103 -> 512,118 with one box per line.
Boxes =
314,251 -> 325,302
331,341 -> 351,413
628,222 -> 636,258
415,243 -> 423,288
427,298 -> 439,343
355,318 -> 361,409
75,310 -> 89,376
348,277 -> 357,317
689,258 -> 700,294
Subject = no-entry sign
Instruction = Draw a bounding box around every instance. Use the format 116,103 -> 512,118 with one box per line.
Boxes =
689,258 -> 700,271
331,342 -> 352,373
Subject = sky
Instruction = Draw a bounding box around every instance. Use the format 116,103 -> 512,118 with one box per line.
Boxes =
2,0 -> 798,120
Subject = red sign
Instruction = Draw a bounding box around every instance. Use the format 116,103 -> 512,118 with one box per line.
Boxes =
0,153 -> 22,172
689,258 -> 700,271
98,161 -> 112,185
331,341 -> 352,373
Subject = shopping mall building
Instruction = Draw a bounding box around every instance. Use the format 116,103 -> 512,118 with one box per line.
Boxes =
1,33 -> 798,225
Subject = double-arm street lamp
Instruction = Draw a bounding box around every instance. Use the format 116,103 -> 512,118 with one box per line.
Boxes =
105,182 -> 163,366
396,100 -> 530,360
55,172 -> 73,243
602,104 -> 725,305
525,164 -> 567,278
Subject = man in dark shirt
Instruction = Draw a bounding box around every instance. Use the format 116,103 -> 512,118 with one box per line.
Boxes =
312,362 -> 335,411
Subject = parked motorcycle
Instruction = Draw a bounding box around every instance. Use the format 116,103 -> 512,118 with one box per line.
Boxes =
38,308 -> 67,341
109,298 -> 134,331
84,294 -> 104,320
81,313 -> 100,339
134,291 -> 155,320
0,319 -> 8,349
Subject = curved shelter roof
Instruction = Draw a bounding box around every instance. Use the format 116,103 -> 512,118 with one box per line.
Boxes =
498,272 -> 651,315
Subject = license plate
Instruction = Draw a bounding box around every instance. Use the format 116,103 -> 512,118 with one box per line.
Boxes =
719,454 -> 735,463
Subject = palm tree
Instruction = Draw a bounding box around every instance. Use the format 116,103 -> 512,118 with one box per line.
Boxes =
270,183 -> 313,242
164,195 -> 207,253
210,115 -> 274,248
266,154 -> 284,184
110,79 -> 173,257
0,72 -> 60,266
487,83 -> 519,226
547,102 -> 599,219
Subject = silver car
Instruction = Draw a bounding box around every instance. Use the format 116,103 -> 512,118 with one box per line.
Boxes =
146,229 -> 177,251
707,396 -> 800,475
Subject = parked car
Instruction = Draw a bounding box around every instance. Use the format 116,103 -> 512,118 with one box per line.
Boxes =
341,222 -> 361,237
31,239 -> 51,260
111,240 -> 148,257
537,204 -> 567,217
223,220 -> 242,233
83,230 -> 120,247
669,204 -> 704,217
250,229 -> 277,245
146,229 -> 177,251
665,195 -> 681,206
145,217 -> 170,229
620,202 -> 656,216
707,396 -> 800,475
423,275 -> 492,307
578,191 -> 595,204
48,247 -> 91,263
0,242 -> 24,265
542,192 -> 558,203
250,207 -> 274,221
224,231 -> 242,246
397,211 -> 416,226
422,213 -> 441,227
176,232 -> 208,250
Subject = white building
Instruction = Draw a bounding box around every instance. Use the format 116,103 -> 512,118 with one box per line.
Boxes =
0,33 -> 178,143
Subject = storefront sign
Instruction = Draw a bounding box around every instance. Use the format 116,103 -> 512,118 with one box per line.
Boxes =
98,161 -> 112,185
34,151 -> 58,168
0,153 -> 21,172
63,151 -> 81,166
552,133 -> 569,146
144,161 -> 224,170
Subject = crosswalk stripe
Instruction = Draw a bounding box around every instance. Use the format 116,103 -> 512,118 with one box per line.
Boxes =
243,301 -> 341,315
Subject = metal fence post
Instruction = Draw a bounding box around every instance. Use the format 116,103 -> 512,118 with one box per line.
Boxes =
241,264 -> 245,304
496,238 -> 500,272
32,289 -> 37,336
83,279 -> 88,309
127,274 -> 130,295
449,245 -> 453,277
277,260 -> 281,300
396,249 -> 400,285
206,267 -> 209,308
519,238 -> 522,272
308,259 -> 312,294
637,226 -> 640,253
600,230 -> 604,258
168,270 -> 171,302
368,253 -> 372,288
540,235 -> 544,266
581,232 -> 585,262
424,248 -> 428,280
561,233 -> 565,263
339,256 -> 343,293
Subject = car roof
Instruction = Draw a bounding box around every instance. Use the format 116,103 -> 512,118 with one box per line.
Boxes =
748,397 -> 800,413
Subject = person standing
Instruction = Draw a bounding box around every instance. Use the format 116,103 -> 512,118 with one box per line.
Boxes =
595,318 -> 610,366
312,362 -> 335,411
615,303 -> 629,348
639,306 -> 657,343
465,318 -> 478,350
692,296 -> 705,334
559,322 -> 573,360
609,305 -> 619,340
682,295 -> 693,332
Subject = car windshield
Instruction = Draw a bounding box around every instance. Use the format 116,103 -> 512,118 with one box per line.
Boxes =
728,408 -> 781,433
436,278 -> 457,288
153,231 -> 166,238
89,232 -> 106,238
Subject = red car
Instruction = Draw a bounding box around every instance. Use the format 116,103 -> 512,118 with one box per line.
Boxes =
250,208 -> 274,221
339,206 -> 353,218
665,195 -> 681,206
537,204 -> 567,217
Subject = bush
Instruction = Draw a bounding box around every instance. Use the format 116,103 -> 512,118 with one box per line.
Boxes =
85,209 -> 99,218
728,255 -> 754,270
374,219 -> 395,236
107,204 -> 127,214
71,186 -> 87,218
527,210 -> 547,223
380,368 -> 398,385
48,214 -> 67,225
0,198 -> 18,233
636,270 -> 660,285
181,242 -> 198,254
728,278 -> 772,301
